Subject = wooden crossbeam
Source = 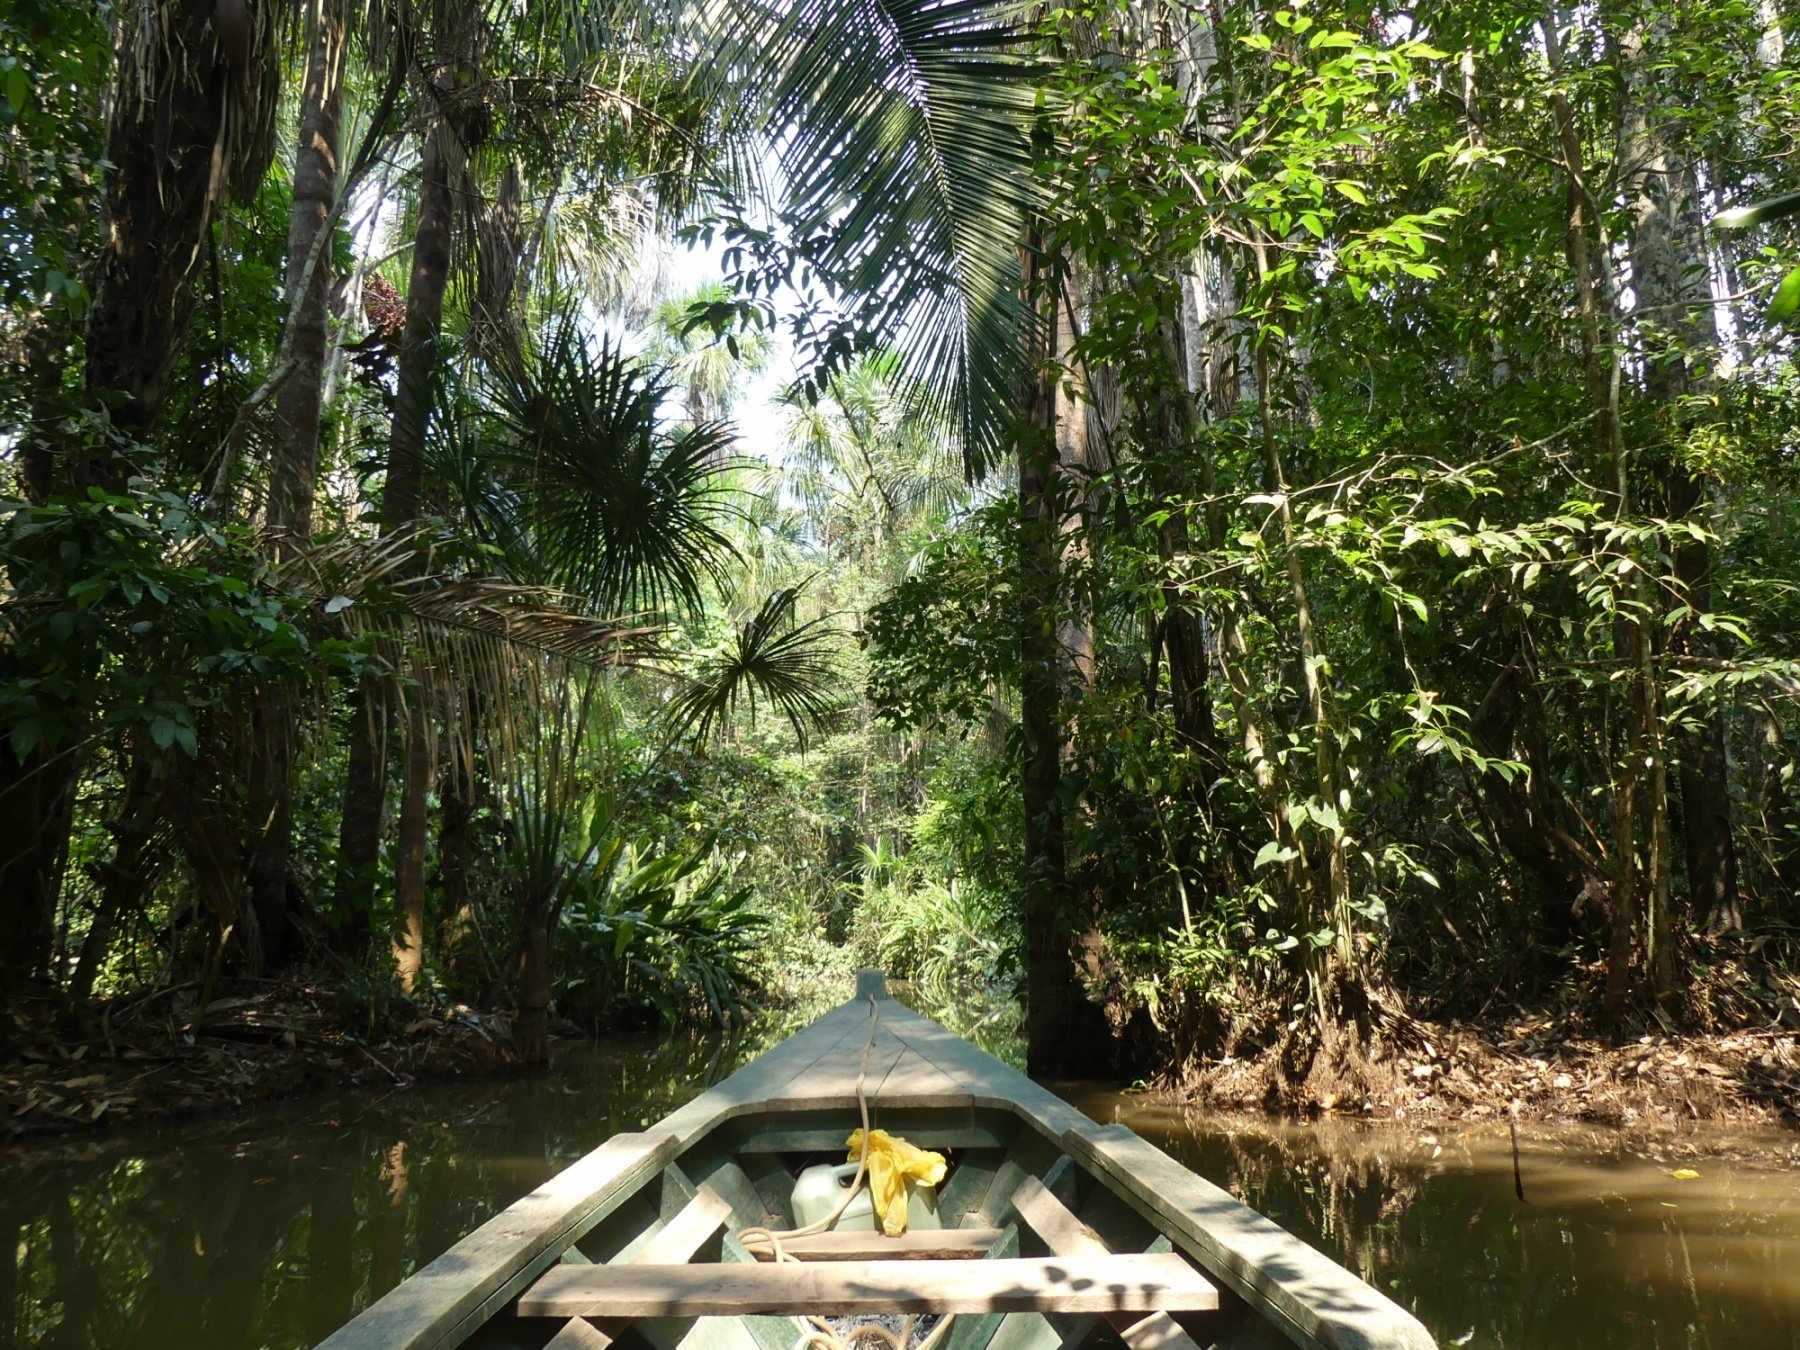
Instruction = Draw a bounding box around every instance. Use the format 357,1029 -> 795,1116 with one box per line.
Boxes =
545,1186 -> 734,1350
519,1253 -> 1219,1319
1009,1176 -> 1209,1350
739,1228 -> 1004,1262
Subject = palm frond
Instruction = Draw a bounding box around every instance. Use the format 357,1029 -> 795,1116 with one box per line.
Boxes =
404,580 -> 665,665
665,586 -> 840,750
484,312 -> 745,616
705,0 -> 1046,476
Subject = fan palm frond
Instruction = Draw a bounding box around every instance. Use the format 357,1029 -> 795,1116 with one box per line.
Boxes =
485,312 -> 745,616
665,586 -> 839,750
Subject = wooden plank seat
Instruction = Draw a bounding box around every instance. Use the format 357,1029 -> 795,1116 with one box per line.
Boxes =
1009,1176 -> 1207,1350
739,1229 -> 1005,1262
519,1252 -> 1220,1319
545,1186 -> 733,1350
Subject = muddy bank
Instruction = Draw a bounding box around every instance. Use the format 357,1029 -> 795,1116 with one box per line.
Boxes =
1179,1013 -> 1800,1131
9,978 -> 1797,1147
1,979 -> 523,1141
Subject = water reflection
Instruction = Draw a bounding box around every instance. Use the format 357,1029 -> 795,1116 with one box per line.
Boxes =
1067,1093 -> 1800,1350
3,1025 -> 1797,1350
0,1031 -> 760,1350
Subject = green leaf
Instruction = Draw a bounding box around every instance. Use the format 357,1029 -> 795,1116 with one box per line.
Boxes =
1713,191 -> 1800,229
1253,840 -> 1298,870
9,719 -> 45,759
1766,266 -> 1800,324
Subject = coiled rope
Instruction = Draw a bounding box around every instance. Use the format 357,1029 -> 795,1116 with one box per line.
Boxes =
739,995 -> 955,1350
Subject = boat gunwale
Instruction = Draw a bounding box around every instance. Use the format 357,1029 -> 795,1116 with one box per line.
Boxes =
315,977 -> 1436,1350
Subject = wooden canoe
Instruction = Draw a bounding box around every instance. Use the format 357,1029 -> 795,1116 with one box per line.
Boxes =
316,971 -> 1436,1350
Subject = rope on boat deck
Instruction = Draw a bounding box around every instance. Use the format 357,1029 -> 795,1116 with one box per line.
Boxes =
738,995 -> 957,1350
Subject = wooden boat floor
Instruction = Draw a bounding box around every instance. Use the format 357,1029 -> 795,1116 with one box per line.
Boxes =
518,1253 -> 1220,1319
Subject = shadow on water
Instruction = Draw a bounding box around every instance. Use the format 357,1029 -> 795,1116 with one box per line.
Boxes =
2,1016 -> 1797,1350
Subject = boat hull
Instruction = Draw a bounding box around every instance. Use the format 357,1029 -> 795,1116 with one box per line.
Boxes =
317,973 -> 1435,1350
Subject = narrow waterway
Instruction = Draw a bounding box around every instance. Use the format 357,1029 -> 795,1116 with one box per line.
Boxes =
3,1028 -> 1796,1349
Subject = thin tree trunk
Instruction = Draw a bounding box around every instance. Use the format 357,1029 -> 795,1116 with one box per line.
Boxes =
391,700 -> 433,995
1542,12 -> 1646,1016
1018,237 -> 1109,1077
435,684 -> 482,972
269,0 -> 345,543
245,0 -> 349,969
335,92 -> 461,945
332,681 -> 386,946
383,120 -> 457,533
1617,11 -> 1740,937
1247,239 -> 1351,975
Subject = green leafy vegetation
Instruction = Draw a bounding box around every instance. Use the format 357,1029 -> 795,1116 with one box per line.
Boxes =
3,0 -> 1798,1106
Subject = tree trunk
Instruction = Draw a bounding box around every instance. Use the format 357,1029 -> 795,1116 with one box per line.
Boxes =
383,120 -> 457,533
391,701 -> 432,995
437,683 -> 485,974
269,0 -> 345,543
334,92 -> 461,940
1247,236 -> 1351,975
1019,238 -> 1110,1078
0,748 -> 75,1001
244,0 -> 349,969
0,0 -> 278,998
1541,12 -> 1647,1016
81,0 -> 277,466
331,681 -> 386,948
1616,11 -> 1740,936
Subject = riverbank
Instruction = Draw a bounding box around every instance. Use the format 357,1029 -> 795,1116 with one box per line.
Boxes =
8,975 -> 1798,1146
1179,1013 -> 1800,1131
1,979 -> 522,1141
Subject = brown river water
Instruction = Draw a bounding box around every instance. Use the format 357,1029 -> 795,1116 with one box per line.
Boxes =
3,1029 -> 1797,1349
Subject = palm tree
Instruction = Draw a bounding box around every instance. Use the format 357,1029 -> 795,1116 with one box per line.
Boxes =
782,351 -> 965,569
482,315 -> 745,616
646,283 -> 772,431
709,0 -> 1045,472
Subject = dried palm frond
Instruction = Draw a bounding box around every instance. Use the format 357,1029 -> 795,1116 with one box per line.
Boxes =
403,579 -> 664,667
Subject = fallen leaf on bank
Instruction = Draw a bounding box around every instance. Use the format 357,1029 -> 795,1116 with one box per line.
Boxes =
1670,1168 -> 1701,1180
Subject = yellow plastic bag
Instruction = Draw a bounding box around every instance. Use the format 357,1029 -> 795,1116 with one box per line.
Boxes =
845,1128 -> 946,1236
